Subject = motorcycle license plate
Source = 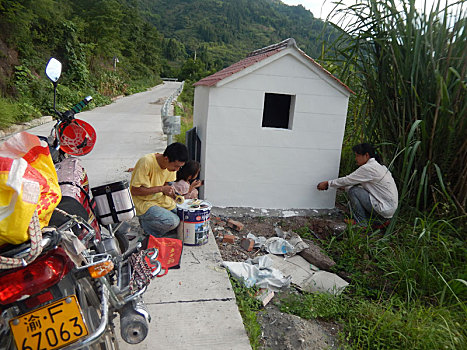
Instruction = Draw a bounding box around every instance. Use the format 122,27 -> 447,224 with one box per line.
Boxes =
10,295 -> 89,350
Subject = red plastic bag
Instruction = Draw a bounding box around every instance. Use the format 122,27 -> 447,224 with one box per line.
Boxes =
146,236 -> 182,277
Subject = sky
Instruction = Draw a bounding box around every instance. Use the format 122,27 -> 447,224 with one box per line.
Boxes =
281,0 -> 462,21
281,0 -> 337,19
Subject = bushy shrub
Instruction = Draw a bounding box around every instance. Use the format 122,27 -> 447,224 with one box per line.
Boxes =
0,98 -> 20,128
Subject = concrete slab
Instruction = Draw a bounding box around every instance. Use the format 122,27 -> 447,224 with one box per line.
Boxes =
116,300 -> 250,350
115,231 -> 251,350
145,231 -> 236,303
267,254 -> 348,295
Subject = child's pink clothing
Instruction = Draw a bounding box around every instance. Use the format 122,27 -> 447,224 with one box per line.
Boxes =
173,180 -> 198,199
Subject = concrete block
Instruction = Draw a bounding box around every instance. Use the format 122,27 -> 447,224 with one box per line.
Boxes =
299,239 -> 336,271
227,219 -> 244,231
255,288 -> 274,307
240,238 -> 255,252
223,234 -> 236,244
307,270 -> 349,295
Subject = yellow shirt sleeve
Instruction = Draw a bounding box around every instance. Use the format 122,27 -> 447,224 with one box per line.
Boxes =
130,154 -> 177,214
131,155 -> 154,188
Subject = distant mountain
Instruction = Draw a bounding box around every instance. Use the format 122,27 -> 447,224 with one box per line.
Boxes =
0,0 -> 340,108
129,0 -> 337,65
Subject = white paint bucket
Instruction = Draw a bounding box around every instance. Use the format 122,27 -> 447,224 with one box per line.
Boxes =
176,199 -> 212,246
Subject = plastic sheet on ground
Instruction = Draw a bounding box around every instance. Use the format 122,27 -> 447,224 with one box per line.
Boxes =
222,255 -> 291,291
247,228 -> 308,257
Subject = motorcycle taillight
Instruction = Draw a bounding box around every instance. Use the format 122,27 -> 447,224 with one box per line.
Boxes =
0,248 -> 72,305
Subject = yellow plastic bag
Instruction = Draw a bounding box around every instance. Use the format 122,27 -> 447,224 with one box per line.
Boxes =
0,132 -> 61,245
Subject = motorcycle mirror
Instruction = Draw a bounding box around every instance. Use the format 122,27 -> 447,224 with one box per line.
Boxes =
45,57 -> 62,83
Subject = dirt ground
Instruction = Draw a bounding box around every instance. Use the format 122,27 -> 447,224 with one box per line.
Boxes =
125,207 -> 348,349
257,297 -> 342,350
211,212 -> 348,350
212,214 -> 346,262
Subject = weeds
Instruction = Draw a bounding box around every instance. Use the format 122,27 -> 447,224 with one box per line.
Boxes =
229,277 -> 263,349
0,98 -> 20,128
281,209 -> 467,349
174,81 -> 194,144
293,225 -> 315,240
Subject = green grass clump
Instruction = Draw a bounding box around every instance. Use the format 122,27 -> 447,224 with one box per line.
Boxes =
0,98 -> 20,128
174,82 -> 194,144
229,277 -> 263,350
280,291 -> 465,349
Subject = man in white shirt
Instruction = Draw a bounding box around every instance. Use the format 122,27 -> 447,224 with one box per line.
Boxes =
317,143 -> 398,226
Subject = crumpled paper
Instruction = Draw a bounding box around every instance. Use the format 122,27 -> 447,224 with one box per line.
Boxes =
222,255 -> 291,291
60,230 -> 86,266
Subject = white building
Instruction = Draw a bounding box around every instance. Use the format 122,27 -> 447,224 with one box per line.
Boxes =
192,38 -> 353,209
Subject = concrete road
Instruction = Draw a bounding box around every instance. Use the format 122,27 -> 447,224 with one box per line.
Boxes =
28,82 -> 177,187
26,83 -> 252,350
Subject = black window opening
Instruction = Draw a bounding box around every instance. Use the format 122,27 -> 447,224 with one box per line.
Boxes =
262,93 -> 295,129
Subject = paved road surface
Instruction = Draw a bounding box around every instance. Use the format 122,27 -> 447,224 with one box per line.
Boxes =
26,83 -> 251,350
28,82 -> 176,187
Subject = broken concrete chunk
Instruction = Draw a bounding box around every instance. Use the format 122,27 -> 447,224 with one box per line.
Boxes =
222,234 -> 236,244
227,219 -> 244,231
240,238 -> 255,252
299,239 -> 336,271
255,288 -> 275,306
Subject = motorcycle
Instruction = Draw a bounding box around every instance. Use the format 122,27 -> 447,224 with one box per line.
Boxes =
0,58 -> 161,349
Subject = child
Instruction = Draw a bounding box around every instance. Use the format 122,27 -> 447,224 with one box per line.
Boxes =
173,160 -> 202,199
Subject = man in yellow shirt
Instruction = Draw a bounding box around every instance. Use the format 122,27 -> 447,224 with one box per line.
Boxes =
130,142 -> 188,237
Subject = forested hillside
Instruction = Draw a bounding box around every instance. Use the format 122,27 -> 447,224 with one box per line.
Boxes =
0,0 -> 334,127
132,0 -> 333,66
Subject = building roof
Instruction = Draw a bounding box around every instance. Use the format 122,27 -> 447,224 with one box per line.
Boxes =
193,38 -> 354,94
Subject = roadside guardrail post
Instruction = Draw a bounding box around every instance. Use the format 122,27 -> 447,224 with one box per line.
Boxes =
161,81 -> 184,146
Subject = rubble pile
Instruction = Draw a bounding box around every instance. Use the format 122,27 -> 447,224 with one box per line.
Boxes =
213,215 -> 349,299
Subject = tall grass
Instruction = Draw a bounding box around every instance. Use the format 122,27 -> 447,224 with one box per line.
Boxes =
326,0 -> 466,213
281,210 -> 466,349
280,291 -> 466,350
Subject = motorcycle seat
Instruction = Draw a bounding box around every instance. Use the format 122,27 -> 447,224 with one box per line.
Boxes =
0,228 -> 61,258
0,196 -> 88,259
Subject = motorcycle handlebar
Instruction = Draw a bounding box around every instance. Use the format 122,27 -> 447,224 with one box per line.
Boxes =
59,96 -> 93,120
71,96 -> 93,113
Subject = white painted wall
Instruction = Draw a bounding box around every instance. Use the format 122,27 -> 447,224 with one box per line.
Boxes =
194,50 -> 350,209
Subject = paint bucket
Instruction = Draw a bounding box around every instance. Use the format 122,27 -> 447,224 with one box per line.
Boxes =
176,199 -> 212,246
